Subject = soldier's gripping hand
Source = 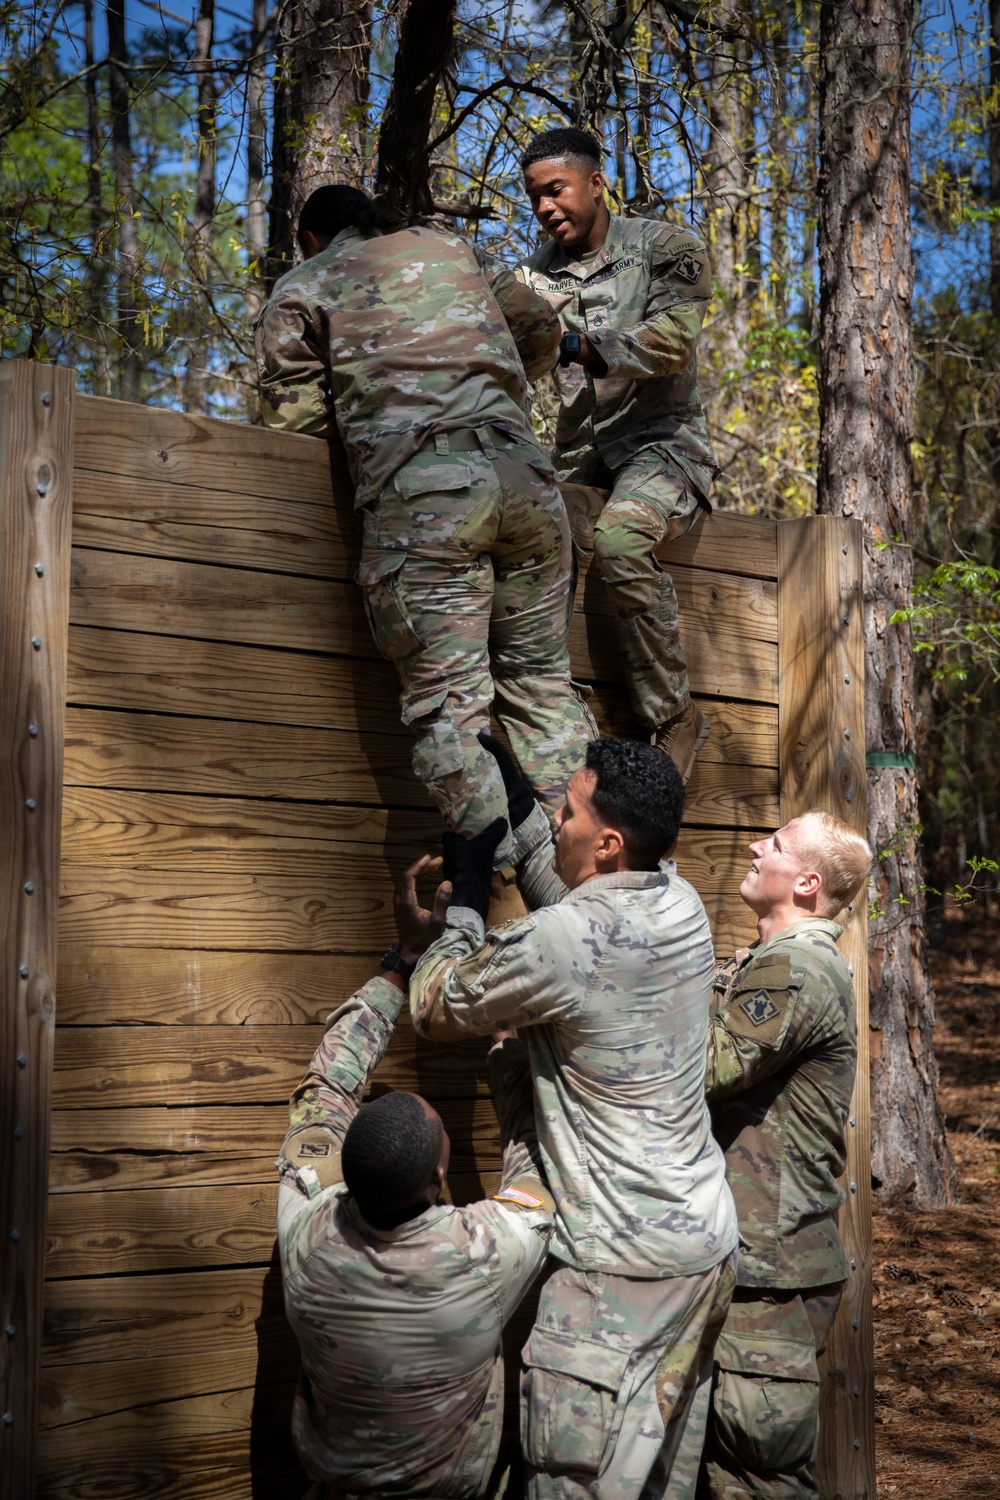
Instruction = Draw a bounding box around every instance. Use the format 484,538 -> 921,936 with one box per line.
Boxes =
393,855 -> 453,967
478,730 -> 535,831
442,817 -> 509,921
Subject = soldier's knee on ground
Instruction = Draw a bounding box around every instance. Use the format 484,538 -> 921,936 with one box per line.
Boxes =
709,1368 -> 818,1491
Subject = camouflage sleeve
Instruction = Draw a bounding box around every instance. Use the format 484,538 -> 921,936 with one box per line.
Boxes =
487,1036 -> 550,1200
588,226 -> 712,380
473,244 -> 561,380
410,904 -> 577,1042
705,951 -> 839,1101
509,801 -> 567,911
254,292 -> 335,436
277,975 -> 404,1194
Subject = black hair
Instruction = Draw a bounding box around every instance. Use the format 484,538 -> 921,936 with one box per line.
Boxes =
520,127 -> 603,175
341,1091 -> 442,1226
584,736 -> 685,870
296,185 -> 402,251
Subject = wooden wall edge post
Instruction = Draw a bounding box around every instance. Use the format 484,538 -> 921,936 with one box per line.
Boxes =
0,361 -> 75,1497
776,515 -> 874,1500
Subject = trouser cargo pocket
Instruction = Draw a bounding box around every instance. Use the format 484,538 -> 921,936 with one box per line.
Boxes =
521,1327 -> 630,1478
357,554 -> 423,661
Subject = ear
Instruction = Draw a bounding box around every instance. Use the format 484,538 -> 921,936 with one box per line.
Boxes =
595,826 -> 625,867
794,868 -> 823,902
589,169 -> 605,199
301,229 -> 328,259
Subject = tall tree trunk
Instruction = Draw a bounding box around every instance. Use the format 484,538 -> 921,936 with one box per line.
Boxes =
186,0 -> 217,413
374,0 -> 456,216
817,0 -> 953,1203
986,0 -> 1000,566
83,0 -> 111,390
701,6 -> 753,357
267,0 -> 371,286
107,0 -> 141,401
245,0 -> 268,419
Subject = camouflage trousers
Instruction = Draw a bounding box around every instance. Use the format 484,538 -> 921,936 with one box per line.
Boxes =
556,445 -> 708,731
521,1252 -> 737,1499
698,1283 -> 844,1500
357,431 -> 597,854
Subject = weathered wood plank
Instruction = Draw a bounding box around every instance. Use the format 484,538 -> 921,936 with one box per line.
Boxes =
40,1456 -> 307,1500
40,1345 -> 298,1427
60,788 -> 763,892
776,516 -> 873,1499
45,1173 -> 499,1277
48,1099 -> 503,1192
42,1267 -> 289,1366
62,707 -> 777,824
0,361 -> 75,1496
69,547 -> 778,699
54,947 -> 379,1026
51,1022 -> 494,1108
66,624 -> 779,761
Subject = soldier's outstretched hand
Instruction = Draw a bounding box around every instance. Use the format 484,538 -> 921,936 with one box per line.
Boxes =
394,855 -> 452,965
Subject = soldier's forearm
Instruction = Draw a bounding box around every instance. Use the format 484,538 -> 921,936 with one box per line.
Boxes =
510,802 -> 566,910
286,976 -> 404,1139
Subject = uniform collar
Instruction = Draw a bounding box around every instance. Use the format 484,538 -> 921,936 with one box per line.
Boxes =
342,1194 -> 448,1242
542,213 -> 624,281
560,860 -> 675,904
749,916 -> 844,956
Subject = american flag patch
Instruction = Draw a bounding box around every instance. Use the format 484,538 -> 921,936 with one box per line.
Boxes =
495,1186 -> 545,1209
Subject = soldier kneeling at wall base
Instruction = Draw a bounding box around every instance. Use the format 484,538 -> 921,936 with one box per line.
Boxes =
699,810 -> 873,1500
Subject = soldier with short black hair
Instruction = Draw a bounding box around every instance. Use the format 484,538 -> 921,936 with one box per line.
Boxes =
518,127 -> 716,782
699,810 -> 873,1500
255,184 -> 597,863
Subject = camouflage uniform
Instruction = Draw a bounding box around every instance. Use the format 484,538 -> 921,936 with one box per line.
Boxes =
519,216 -> 716,729
699,919 -> 857,1500
277,974 -> 554,1498
410,800 -> 739,1498
256,224 -> 596,849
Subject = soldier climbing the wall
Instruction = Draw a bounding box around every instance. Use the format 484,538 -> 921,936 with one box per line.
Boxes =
255,186 -> 597,864
277,847 -> 554,1498
518,127 -> 716,782
406,734 -> 739,1498
699,810 -> 873,1500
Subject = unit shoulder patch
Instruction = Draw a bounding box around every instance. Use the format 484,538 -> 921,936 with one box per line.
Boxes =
740,990 -> 781,1027
673,251 -> 706,285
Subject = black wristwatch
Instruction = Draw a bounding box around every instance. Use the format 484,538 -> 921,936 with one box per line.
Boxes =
379,945 -> 416,981
559,331 -> 582,367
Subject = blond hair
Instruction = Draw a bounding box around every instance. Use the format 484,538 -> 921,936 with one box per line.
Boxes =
795,809 -> 873,915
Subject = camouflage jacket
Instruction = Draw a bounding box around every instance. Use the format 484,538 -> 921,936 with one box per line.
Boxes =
276,974 -> 553,1496
706,918 -> 857,1290
518,214 -> 716,493
409,801 -> 738,1279
255,224 -> 561,507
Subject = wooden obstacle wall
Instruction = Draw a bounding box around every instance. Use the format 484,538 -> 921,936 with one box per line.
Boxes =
0,360 -> 874,1499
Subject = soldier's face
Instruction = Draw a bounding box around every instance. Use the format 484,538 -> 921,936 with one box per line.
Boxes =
523,159 -> 608,253
740,818 -> 816,914
553,768 -> 605,888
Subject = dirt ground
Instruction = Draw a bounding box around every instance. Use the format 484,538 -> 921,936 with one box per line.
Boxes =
873,909 -> 1000,1495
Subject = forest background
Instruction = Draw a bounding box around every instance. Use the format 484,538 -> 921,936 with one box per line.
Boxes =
2,0 -> 996,1207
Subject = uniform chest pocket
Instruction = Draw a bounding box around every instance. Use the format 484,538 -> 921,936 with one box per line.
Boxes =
521,1328 -> 630,1478
580,290 -> 614,332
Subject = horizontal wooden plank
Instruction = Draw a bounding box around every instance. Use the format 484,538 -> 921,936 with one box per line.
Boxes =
52,1022 -> 495,1108
69,545 -> 778,701
72,464 -> 355,580
48,1099 -> 504,1192
54,947 -> 379,1026
60,787 -> 763,887
74,392 -> 347,508
40,1344 -> 298,1428
43,1267 -> 289,1366
67,623 -> 779,761
46,1172 -> 500,1277
37,1382 -> 296,1478
63,707 -> 776,824
39,1450 -> 306,1500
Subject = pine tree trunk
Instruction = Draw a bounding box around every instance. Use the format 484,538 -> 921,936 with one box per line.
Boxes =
817,0 -> 954,1204
83,0 -> 111,390
267,0 -> 371,286
245,0 -> 269,419
107,0 -> 142,401
374,0 -> 456,217
701,4 -> 752,355
186,0 -> 217,413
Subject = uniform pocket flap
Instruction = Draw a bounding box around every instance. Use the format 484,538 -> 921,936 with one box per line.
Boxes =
714,1330 -> 820,1382
355,551 -> 406,588
730,953 -> 794,997
523,1329 -> 630,1391
395,460 -> 472,499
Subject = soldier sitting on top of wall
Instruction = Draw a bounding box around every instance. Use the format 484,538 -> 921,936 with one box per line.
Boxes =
518,127 -> 716,783
699,810 -> 873,1500
254,186 -> 597,866
276,846 -> 553,1500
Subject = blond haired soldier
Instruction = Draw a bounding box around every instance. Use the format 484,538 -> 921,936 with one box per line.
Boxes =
699,811 -> 873,1500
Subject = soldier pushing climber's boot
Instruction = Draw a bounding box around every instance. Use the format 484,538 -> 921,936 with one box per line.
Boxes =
255,186 -> 597,863
518,127 -> 716,782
